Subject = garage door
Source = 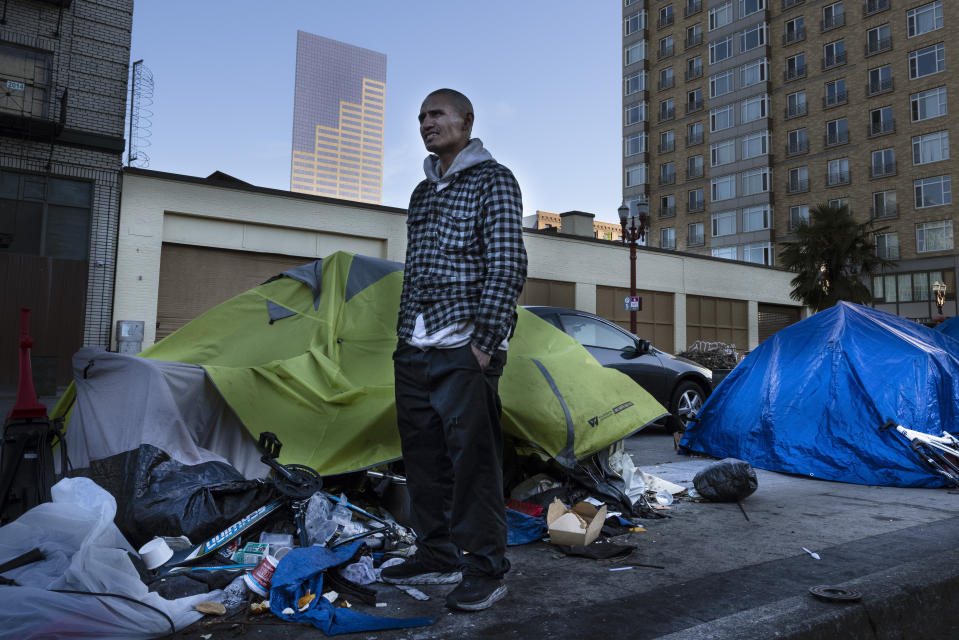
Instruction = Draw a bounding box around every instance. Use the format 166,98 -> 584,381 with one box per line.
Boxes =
686,295 -> 748,351
595,285 -> 674,353
156,244 -> 315,341
758,303 -> 801,343
518,277 -> 575,308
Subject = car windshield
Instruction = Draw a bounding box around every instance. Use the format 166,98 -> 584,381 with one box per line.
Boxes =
560,314 -> 635,350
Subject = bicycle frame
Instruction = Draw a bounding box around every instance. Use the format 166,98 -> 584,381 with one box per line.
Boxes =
880,419 -> 959,488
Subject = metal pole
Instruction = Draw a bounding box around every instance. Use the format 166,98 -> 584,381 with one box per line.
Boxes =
630,234 -> 637,335
127,59 -> 142,167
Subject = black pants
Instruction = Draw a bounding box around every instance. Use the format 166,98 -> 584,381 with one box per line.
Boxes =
393,342 -> 509,578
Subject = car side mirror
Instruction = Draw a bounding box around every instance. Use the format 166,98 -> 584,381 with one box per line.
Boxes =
637,338 -> 651,355
620,339 -> 651,359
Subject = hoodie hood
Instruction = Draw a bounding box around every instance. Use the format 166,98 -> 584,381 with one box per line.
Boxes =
423,138 -> 494,190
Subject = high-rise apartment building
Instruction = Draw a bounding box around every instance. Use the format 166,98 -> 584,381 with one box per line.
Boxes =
625,0 -> 957,321
291,32 -> 386,204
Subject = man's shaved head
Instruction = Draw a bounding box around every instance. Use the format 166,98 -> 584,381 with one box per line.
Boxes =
425,88 -> 474,119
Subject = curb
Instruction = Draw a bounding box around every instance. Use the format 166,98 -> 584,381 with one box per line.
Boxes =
657,546 -> 959,639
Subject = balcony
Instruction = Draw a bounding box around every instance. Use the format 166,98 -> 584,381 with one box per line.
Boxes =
783,27 -> 805,46
865,37 -> 891,57
659,205 -> 676,219
687,165 -> 704,179
870,161 -> 896,179
786,103 -> 807,118
658,14 -> 674,29
786,140 -> 808,156
826,169 -> 851,186
658,140 -> 675,153
658,106 -> 675,122
659,172 -> 676,186
685,33 -> 703,50
784,65 -> 806,82
686,131 -> 704,146
684,0 -> 703,17
871,203 -> 897,219
866,77 -> 894,97
688,199 -> 705,213
868,118 -> 894,137
823,90 -> 847,108
658,77 -> 675,91
822,14 -> 845,32
825,131 -> 849,147
658,44 -> 675,60
787,178 -> 810,194
685,67 -> 703,81
863,0 -> 889,17
783,0 -> 804,8
685,99 -> 704,114
822,51 -> 847,70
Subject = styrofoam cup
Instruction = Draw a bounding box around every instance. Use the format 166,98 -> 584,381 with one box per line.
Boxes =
138,537 -> 174,570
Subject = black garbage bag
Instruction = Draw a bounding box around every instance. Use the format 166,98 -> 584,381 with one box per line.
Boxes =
84,444 -> 277,548
693,458 -> 758,502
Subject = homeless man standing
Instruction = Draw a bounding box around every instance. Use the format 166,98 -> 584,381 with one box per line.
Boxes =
381,88 -> 528,612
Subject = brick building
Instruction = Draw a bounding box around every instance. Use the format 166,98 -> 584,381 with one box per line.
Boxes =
625,0 -> 957,322
0,0 -> 132,388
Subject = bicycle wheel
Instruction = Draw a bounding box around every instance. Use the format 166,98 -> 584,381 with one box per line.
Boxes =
911,441 -> 959,488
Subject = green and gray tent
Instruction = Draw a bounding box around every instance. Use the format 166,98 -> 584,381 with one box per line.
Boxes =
55,252 -> 666,476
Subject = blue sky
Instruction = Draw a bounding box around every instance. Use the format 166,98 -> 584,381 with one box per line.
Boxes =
129,1 -> 623,222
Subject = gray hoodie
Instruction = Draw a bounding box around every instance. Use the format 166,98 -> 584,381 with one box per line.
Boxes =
423,138 -> 494,192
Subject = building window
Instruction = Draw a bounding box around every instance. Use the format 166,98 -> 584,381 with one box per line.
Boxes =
709,36 -> 734,64
688,154 -> 704,179
908,2 -> 943,38
740,0 -> 765,16
826,118 -> 849,146
660,161 -> 676,185
911,86 -> 947,122
867,65 -> 893,96
686,23 -> 704,49
688,188 -> 705,211
744,242 -> 774,265
912,130 -> 949,165
659,4 -> 675,27
914,175 -> 951,208
864,0 -> 889,16
741,58 -> 767,88
688,222 -> 705,246
687,88 -> 704,113
659,67 -> 675,90
625,11 -> 646,35
711,210 -> 736,236
687,55 -> 704,80
742,167 -> 771,195
788,166 -> 809,193
868,106 -> 894,136
625,101 -> 648,125
743,204 -> 771,231
660,194 -> 676,218
784,17 -> 805,45
0,171 -> 92,260
712,246 -> 738,260
875,232 -> 899,259
625,132 -> 647,156
742,130 -> 769,159
711,174 -> 736,201
741,94 -> 767,123
687,121 -> 704,145
710,70 -> 735,98
785,53 -> 806,81
875,270 -> 953,303
871,148 -> 895,178
786,91 -> 806,118
823,40 -> 846,68
909,43 -> 945,79
659,130 -> 676,153
822,2 -> 845,31
824,79 -> 847,108
789,204 -> 810,230
709,1 -> 733,30
827,158 -> 850,186
710,104 -> 735,132
711,139 -> 736,166
787,128 -> 808,155
828,197 -> 848,210
625,41 -> 647,66
739,23 -> 767,53
659,97 -> 676,121
916,220 -> 954,252
661,227 -> 676,249
625,163 -> 648,187
865,24 -> 891,56
659,35 -> 675,59
872,189 -> 897,219
625,72 -> 647,95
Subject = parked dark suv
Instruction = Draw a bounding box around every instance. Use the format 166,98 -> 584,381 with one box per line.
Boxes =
525,306 -> 713,430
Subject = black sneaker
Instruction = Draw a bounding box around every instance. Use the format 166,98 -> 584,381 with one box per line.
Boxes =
380,558 -> 462,585
445,574 -> 507,611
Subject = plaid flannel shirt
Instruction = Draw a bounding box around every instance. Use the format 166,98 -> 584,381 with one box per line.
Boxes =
398,159 -> 528,353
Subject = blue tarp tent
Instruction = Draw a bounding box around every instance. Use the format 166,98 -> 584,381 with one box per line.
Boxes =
680,302 -> 959,487
935,316 -> 959,342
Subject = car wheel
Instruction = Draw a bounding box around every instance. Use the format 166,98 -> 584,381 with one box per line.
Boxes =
670,380 -> 706,431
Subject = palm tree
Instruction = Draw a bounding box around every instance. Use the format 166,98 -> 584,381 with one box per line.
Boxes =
779,204 -> 896,311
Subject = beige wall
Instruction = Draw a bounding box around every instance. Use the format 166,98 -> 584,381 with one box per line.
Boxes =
113,170 -> 801,351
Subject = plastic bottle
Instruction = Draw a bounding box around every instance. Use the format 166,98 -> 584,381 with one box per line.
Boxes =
303,492 -> 338,545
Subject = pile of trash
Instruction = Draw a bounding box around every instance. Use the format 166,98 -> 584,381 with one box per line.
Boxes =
677,340 -> 743,371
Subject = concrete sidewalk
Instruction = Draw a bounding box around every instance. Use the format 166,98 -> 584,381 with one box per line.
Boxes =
170,430 -> 959,639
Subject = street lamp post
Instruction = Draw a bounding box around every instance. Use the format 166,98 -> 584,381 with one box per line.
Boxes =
618,201 -> 649,336
932,280 -> 947,315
